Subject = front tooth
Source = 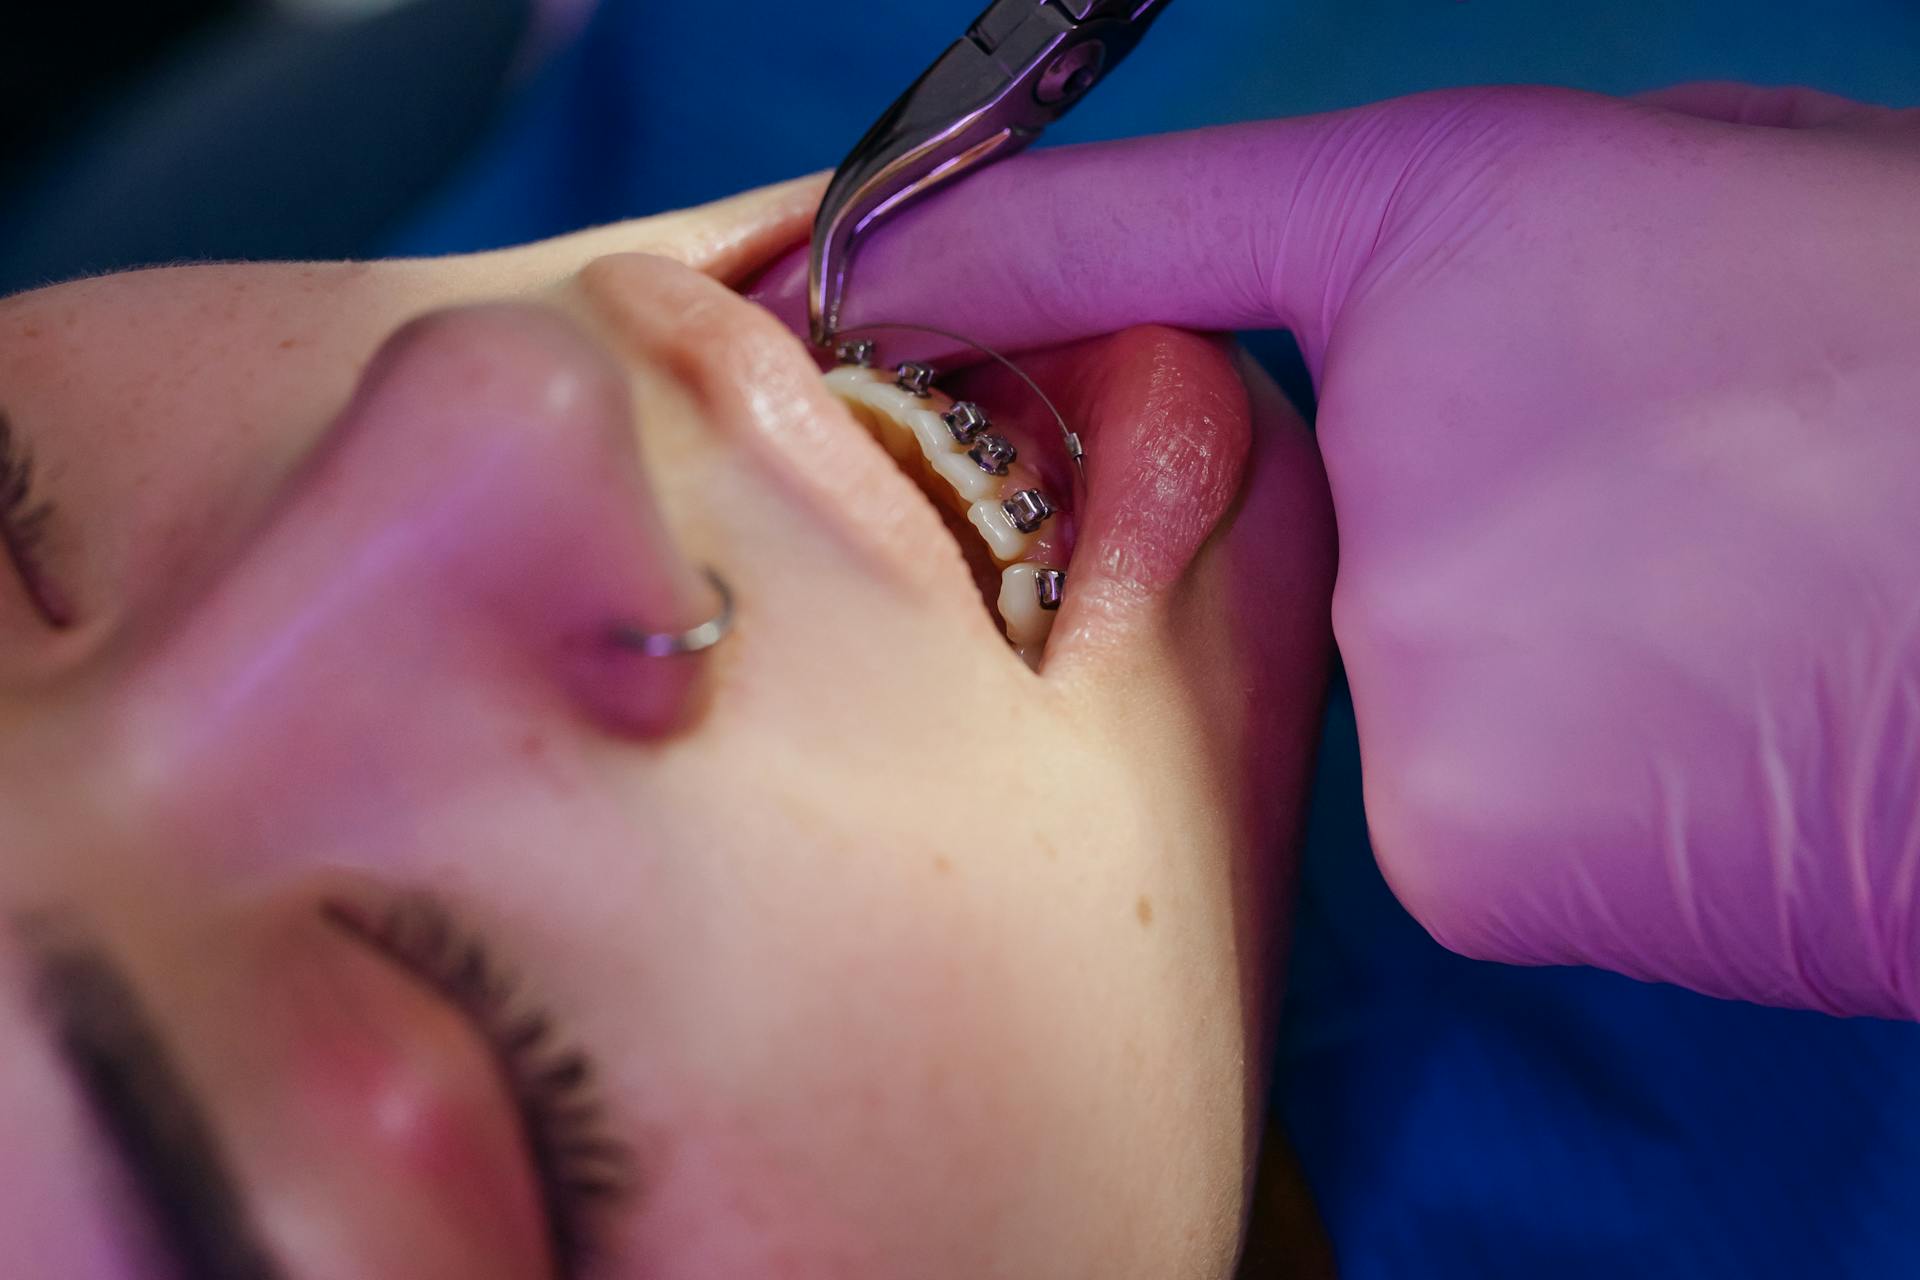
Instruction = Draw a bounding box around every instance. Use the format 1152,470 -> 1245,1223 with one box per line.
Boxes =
999,564 -> 1061,649
969,499 -> 1037,561
924,431 -> 1001,502
903,408 -> 1002,503
823,364 -> 878,392
826,368 -> 921,466
898,407 -> 958,462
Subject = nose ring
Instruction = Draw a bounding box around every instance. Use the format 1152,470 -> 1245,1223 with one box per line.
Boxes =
610,567 -> 736,657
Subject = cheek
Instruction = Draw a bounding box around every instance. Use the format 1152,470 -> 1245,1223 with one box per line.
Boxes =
157,916 -> 554,1279
625,886 -> 1064,1276
615,805 -> 1246,1278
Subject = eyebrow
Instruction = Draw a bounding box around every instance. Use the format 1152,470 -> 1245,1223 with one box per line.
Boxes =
30,942 -> 288,1280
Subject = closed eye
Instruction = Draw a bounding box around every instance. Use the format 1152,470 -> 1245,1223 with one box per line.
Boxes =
322,893 -> 634,1276
0,409 -> 76,630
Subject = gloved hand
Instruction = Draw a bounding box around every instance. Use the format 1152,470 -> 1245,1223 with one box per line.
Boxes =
756,83 -> 1920,1019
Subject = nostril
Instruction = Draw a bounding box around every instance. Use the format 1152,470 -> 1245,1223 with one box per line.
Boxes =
563,570 -> 729,737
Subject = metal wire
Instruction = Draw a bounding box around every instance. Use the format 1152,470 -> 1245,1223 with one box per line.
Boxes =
832,321 -> 1085,480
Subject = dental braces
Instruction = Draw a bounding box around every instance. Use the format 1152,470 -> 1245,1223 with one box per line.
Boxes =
831,330 -> 1085,477
825,331 -> 1075,665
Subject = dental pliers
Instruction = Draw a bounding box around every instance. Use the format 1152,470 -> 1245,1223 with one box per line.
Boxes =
807,0 -> 1176,348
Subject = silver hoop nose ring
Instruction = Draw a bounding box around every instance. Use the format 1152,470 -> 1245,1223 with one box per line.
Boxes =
611,568 -> 736,658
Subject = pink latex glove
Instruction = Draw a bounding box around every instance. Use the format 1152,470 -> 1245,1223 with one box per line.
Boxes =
757,84 -> 1920,1019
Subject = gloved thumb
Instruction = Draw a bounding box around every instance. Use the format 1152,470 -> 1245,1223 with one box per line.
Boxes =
751,90 -> 1524,375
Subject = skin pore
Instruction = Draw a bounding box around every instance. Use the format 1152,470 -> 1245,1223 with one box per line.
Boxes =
0,177 -> 1336,1277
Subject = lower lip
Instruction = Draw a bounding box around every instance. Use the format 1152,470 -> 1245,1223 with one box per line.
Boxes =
996,326 -> 1253,605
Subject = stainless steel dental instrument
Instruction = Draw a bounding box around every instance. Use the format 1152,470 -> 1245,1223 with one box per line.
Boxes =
807,0 -> 1177,348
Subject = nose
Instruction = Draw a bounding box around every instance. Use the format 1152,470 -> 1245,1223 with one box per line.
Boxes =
118,304 -> 718,849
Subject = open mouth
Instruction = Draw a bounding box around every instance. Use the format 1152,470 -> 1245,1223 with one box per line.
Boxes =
822,339 -> 1078,667
817,325 -> 1254,673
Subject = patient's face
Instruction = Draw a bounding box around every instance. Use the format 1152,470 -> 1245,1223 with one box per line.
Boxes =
0,179 -> 1334,1278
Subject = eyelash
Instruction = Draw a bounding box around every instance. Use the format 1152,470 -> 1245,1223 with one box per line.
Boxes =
322,893 -> 632,1277
0,411 -> 73,629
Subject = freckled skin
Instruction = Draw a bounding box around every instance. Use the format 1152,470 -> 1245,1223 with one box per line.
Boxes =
0,177 -> 1336,1277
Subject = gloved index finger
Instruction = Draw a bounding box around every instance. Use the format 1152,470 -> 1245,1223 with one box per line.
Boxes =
750,116 -> 1360,363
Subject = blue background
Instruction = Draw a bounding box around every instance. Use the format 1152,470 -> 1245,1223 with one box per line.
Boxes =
389,4 -> 1920,1276
390,0 -> 1920,253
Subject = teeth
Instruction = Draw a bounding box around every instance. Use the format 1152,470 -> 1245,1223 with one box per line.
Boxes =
999,565 -> 1063,649
968,499 -> 1037,561
926,437 -> 1001,502
823,363 -> 1071,665
897,406 -> 962,464
823,367 -> 923,467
